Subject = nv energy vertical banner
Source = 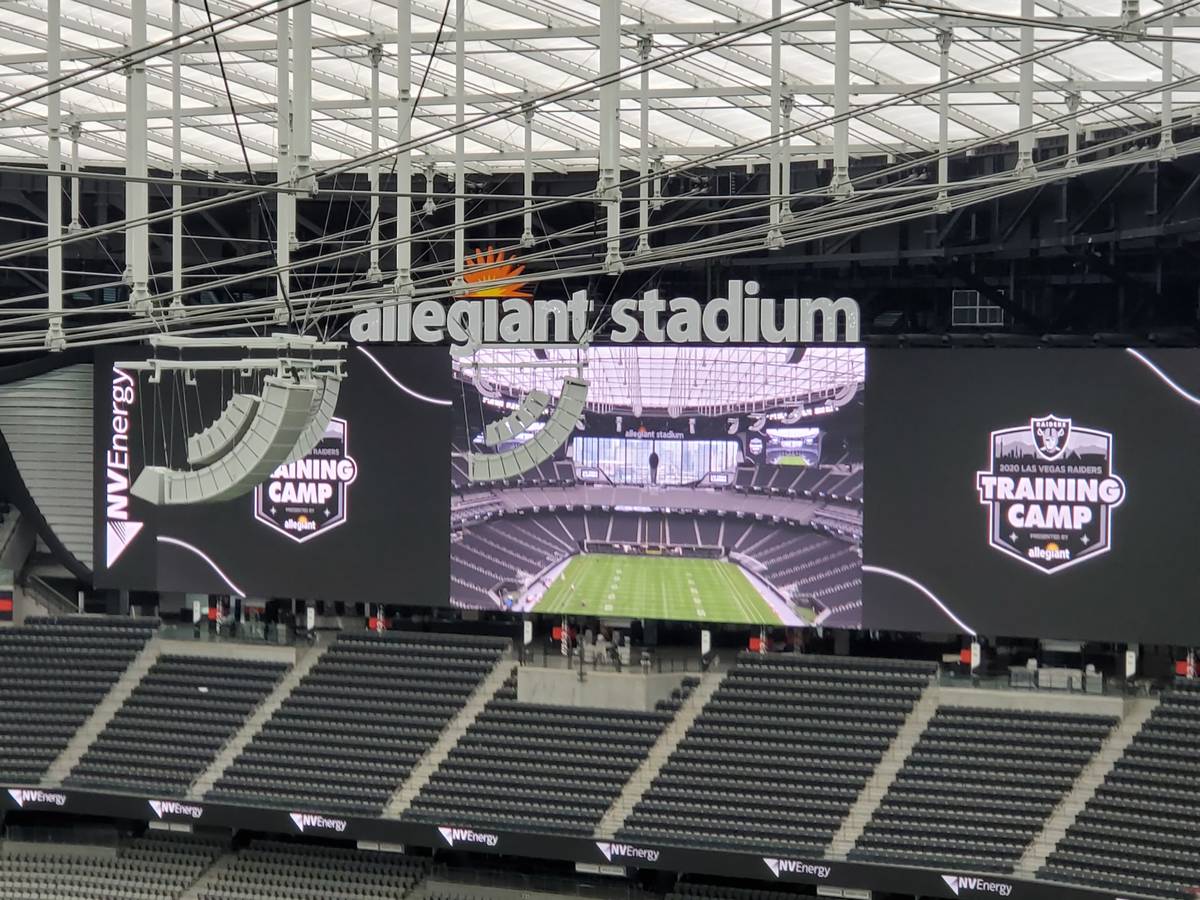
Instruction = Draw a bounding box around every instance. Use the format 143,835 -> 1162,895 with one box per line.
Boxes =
94,346 -> 451,604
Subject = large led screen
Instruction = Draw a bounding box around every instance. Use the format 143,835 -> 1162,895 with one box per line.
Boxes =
863,348 -> 1200,643
450,346 -> 865,627
94,345 -> 451,603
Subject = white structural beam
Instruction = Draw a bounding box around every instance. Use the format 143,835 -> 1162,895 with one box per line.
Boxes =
1161,15 -> 1176,158
521,104 -> 534,248
276,3 -> 292,322
936,28 -> 952,213
396,0 -> 413,297
45,0 -> 63,349
68,122 -> 80,233
170,0 -> 183,315
831,1 -> 852,198
453,0 -> 465,289
1018,0 -> 1037,176
367,42 -> 383,283
292,0 -> 313,192
635,35 -> 651,257
599,0 -> 622,274
767,0 -> 783,250
126,0 -> 150,314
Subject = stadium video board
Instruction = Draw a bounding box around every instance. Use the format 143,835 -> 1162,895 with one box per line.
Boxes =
93,345 -> 451,604
450,346 -> 866,627
863,348 -> 1200,644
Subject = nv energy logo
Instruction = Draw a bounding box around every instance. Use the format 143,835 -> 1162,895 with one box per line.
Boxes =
762,857 -> 832,879
255,417 -> 358,543
105,367 -> 143,566
942,874 -> 1014,897
7,789 -> 66,808
438,826 -> 499,848
149,799 -> 203,820
976,414 -> 1125,573
596,841 -> 660,864
289,812 -> 348,833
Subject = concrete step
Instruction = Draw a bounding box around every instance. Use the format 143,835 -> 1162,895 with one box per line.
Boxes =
189,642 -> 328,801
826,679 -> 940,859
1014,695 -> 1160,879
41,636 -> 163,788
593,656 -> 730,839
383,651 -> 516,818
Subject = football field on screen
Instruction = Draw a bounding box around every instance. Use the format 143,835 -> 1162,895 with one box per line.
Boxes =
533,554 -> 783,625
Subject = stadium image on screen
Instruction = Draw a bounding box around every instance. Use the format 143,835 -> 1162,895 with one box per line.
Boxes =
450,347 -> 864,626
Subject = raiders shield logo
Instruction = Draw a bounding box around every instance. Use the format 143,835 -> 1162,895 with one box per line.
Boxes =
254,418 -> 358,543
976,417 -> 1125,573
1031,414 -> 1071,459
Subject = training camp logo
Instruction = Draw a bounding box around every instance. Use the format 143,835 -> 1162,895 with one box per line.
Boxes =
7,789 -> 67,808
762,857 -> 832,880
976,414 -> 1125,573
288,812 -> 348,833
941,874 -> 1014,897
255,418 -> 358,543
595,841 -> 660,864
148,800 -> 203,820
437,826 -> 499,849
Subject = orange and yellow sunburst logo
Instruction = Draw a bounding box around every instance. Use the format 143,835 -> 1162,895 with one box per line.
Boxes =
458,245 -> 531,298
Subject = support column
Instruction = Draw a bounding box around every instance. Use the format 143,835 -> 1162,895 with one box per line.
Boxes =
293,0 -> 314,195
830,1 -> 852,197
521,104 -> 534,248
635,35 -> 651,256
170,0 -> 184,317
367,43 -> 383,283
599,0 -> 622,274
452,0 -> 465,290
1160,16 -> 1176,159
68,122 -> 81,233
45,0 -> 64,349
935,28 -> 952,214
396,0 -> 413,298
276,4 -> 293,323
1065,90 -> 1080,168
780,94 -> 793,224
767,0 -> 783,248
126,0 -> 150,314
1017,0 -> 1037,176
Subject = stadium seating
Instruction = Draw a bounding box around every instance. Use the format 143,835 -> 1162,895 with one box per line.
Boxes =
205,632 -> 509,815
617,653 -> 937,856
0,831 -> 224,900
0,616 -> 158,784
197,839 -> 430,900
1038,681 -> 1200,899
64,655 -> 289,797
850,706 -> 1117,874
404,670 -> 675,836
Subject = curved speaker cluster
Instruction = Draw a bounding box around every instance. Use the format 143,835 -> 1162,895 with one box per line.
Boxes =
468,377 -> 588,483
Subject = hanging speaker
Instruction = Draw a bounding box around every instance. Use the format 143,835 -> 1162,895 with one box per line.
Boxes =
284,374 -> 342,463
484,389 -> 550,447
186,393 -> 260,466
132,376 -> 318,505
468,378 -> 588,483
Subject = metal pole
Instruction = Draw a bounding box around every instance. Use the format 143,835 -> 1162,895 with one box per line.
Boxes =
521,104 -> 534,248
1160,16 -> 1176,158
293,0 -> 313,194
170,0 -> 184,316
68,122 -> 80,233
127,0 -> 150,314
599,0 -> 622,274
767,0 -> 783,247
1017,0 -> 1036,176
276,3 -> 292,322
396,0 -> 413,297
452,0 -> 465,290
635,35 -> 651,256
45,0 -> 64,349
367,43 -> 383,283
935,28 -> 952,213
780,94 -> 793,224
831,1 -> 852,197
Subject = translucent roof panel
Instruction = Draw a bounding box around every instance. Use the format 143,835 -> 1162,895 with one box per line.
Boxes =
0,0 -> 1189,172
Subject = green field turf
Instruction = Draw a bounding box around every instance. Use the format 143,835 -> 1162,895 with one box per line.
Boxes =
533,554 -> 784,625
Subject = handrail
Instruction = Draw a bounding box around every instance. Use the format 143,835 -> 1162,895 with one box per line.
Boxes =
25,574 -> 78,616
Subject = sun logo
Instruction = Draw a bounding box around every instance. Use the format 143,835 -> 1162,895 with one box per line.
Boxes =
458,246 -> 531,298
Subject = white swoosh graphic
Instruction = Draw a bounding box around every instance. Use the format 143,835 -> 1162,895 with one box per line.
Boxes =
1126,348 -> 1200,407
863,564 -> 975,635
357,347 -> 452,406
157,536 -> 245,596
